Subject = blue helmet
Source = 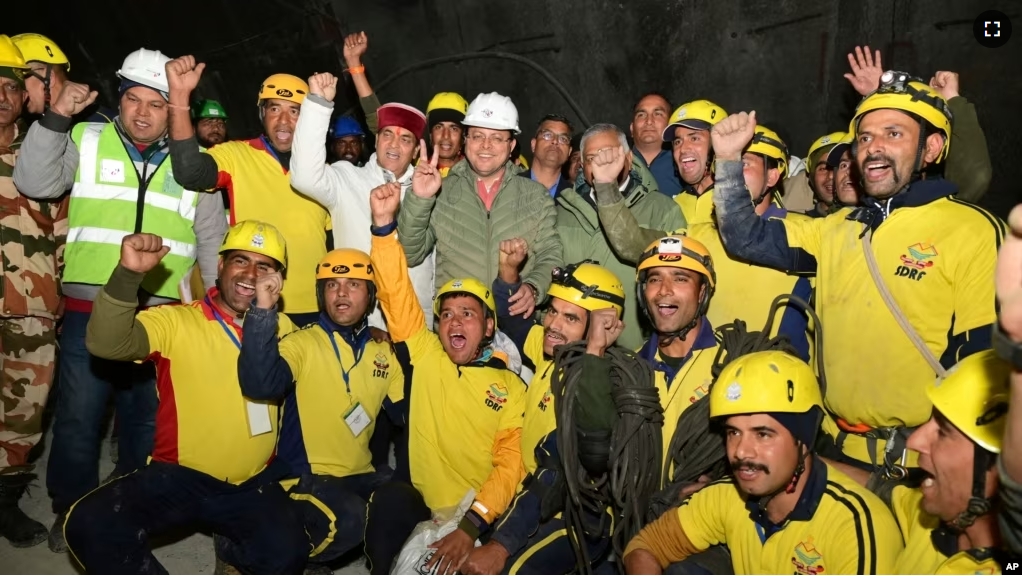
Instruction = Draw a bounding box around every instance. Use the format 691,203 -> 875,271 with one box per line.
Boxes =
329,115 -> 365,139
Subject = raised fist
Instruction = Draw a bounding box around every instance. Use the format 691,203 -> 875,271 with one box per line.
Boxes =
51,81 -> 98,118
585,308 -> 625,357
711,111 -> 757,162
165,55 -> 205,94
343,32 -> 369,66
370,182 -> 402,227
254,271 -> 283,309
308,72 -> 338,102
929,71 -> 960,101
499,238 -> 529,271
120,233 -> 170,274
589,144 -> 629,185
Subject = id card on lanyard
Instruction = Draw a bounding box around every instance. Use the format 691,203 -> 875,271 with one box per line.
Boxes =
320,322 -> 372,437
207,297 -> 273,437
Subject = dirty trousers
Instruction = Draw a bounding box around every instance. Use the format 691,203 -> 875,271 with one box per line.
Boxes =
63,461 -> 308,575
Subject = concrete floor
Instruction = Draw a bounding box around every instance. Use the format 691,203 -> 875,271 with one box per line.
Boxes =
0,427 -> 370,574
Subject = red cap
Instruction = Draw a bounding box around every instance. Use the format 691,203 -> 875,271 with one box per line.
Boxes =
377,103 -> 427,140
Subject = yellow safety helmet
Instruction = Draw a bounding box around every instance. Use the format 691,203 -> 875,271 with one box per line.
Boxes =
710,350 -> 823,419
219,220 -> 287,269
257,73 -> 308,106
746,125 -> 789,178
637,235 -> 716,324
426,92 -> 469,115
824,131 -> 855,167
928,350 -> 1010,454
0,35 -> 29,75
434,278 -> 497,326
316,249 -> 374,282
806,131 -> 846,174
851,71 -> 952,163
10,33 -> 69,69
548,261 -> 626,317
663,99 -> 728,141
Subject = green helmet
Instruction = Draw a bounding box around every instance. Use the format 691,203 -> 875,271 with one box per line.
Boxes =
192,99 -> 228,120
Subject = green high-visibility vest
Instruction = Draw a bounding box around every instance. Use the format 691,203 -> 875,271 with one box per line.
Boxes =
65,122 -> 200,299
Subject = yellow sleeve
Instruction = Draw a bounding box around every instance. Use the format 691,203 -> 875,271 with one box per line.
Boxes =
207,143 -> 234,174
781,209 -> 828,258
523,325 -> 545,366
888,485 -> 921,542
277,328 -> 307,377
136,306 -> 181,357
674,482 -> 730,550
951,214 -> 1003,333
370,231 -> 428,342
623,504 -> 704,568
473,374 -> 526,523
823,483 -> 905,575
386,355 -> 405,403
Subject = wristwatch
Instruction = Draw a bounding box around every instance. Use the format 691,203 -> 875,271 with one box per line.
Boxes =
992,322 -> 1022,371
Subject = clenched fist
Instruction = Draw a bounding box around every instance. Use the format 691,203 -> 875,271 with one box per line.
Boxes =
308,72 -> 338,102
585,307 -> 625,357
499,238 -> 529,271
370,182 -> 402,228
589,144 -> 629,184
343,31 -> 369,66
254,271 -> 283,310
165,55 -> 205,94
929,71 -> 960,101
120,234 -> 170,274
711,110 -> 757,163
51,82 -> 98,118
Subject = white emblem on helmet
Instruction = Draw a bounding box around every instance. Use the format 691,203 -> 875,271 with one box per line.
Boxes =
251,233 -> 265,248
726,382 -> 742,401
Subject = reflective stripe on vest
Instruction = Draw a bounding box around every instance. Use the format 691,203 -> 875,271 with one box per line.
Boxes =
64,123 -> 200,299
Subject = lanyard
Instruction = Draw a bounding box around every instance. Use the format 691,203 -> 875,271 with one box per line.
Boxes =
319,322 -> 364,395
206,296 -> 241,350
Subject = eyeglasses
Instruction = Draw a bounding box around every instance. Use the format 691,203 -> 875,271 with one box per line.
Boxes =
467,133 -> 511,146
536,130 -> 571,146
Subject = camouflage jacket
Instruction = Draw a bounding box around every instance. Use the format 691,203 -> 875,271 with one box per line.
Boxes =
0,124 -> 69,319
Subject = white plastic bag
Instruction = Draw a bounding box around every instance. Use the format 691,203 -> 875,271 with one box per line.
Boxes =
391,489 -> 479,575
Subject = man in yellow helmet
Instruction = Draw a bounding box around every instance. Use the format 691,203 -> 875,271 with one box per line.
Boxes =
11,33 -> 114,123
0,35 -> 69,548
881,351 -> 1012,573
64,221 -> 307,574
709,74 -> 1003,484
623,350 -> 902,574
233,248 -> 404,570
664,99 -> 728,225
463,241 -> 623,574
364,183 -> 527,575
784,131 -> 843,217
164,55 -> 329,326
426,92 -> 469,177
12,46 -> 227,551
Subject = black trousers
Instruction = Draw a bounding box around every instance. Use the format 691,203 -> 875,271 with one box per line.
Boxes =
364,481 -> 431,575
63,462 -> 308,574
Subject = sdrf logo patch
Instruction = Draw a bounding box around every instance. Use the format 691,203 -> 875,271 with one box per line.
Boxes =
895,242 -> 938,282
485,383 -> 508,412
792,538 -> 825,575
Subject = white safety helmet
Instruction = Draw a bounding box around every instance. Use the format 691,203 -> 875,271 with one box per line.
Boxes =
463,92 -> 520,134
117,48 -> 171,95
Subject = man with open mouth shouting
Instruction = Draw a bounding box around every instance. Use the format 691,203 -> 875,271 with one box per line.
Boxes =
363,180 -> 527,575
624,351 -> 902,575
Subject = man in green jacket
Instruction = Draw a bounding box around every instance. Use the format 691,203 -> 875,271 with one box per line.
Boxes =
557,123 -> 686,349
398,92 -> 562,318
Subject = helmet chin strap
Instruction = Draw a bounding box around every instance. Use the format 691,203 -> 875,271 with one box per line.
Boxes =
947,444 -> 994,531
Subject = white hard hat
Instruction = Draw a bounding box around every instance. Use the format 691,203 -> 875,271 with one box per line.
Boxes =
117,48 -> 171,95
463,92 -> 520,134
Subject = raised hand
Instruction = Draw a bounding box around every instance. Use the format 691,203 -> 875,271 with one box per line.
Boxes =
590,144 -> 629,184
254,271 -> 283,310
843,45 -> 884,96
51,81 -> 98,118
343,31 -> 369,66
997,205 -> 1022,341
411,139 -> 443,199
308,72 -> 338,102
369,182 -> 402,228
165,55 -> 205,94
499,238 -> 529,271
929,71 -> 960,101
585,307 -> 625,357
120,233 -> 170,274
710,110 -> 757,162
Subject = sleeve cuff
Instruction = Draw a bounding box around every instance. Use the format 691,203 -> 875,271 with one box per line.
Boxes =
307,94 -> 335,109
40,110 -> 73,133
246,302 -> 278,318
458,509 -> 489,541
103,264 -> 145,303
371,221 -> 398,236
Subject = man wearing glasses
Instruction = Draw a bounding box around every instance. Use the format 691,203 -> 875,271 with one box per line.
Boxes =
525,114 -> 574,198
399,92 -> 563,321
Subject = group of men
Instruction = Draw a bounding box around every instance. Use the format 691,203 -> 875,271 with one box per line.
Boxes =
0,27 -> 1020,576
